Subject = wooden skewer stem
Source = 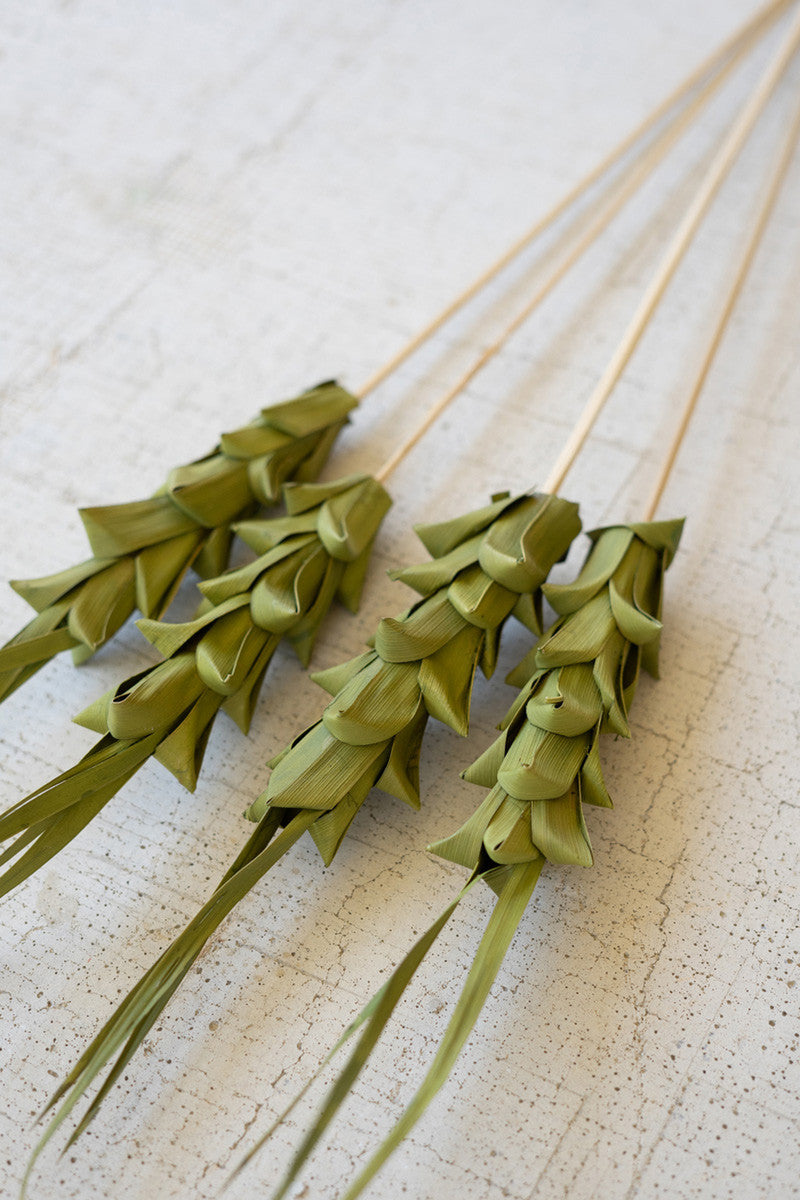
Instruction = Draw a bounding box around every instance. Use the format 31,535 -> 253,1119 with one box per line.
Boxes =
540,2 -> 800,497
372,18 -> 768,486
643,91 -> 800,520
356,0 -> 791,401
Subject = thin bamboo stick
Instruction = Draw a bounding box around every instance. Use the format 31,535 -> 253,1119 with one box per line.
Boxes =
642,94 -> 800,519
541,1 -> 800,495
356,0 -> 791,400
372,25 -> 763,486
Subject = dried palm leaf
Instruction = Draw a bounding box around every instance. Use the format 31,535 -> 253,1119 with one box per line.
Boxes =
235,519 -> 682,1200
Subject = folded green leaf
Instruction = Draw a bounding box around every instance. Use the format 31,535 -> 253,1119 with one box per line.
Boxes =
0,381 -> 356,705
247,491 -> 581,828
439,518 -> 684,873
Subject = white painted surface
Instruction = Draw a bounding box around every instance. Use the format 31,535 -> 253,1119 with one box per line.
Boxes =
1,2 -> 799,1197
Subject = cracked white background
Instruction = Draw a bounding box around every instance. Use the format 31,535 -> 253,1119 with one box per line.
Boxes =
1,2 -> 799,1198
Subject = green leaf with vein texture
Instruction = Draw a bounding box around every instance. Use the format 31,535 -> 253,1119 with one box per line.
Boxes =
234,519 -> 682,1199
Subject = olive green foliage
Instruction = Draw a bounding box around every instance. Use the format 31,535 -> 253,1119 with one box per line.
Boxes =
0,382 -> 356,703
251,491 -> 582,865
434,518 -> 684,878
0,473 -> 390,900
236,519 -> 684,1200
31,490 -> 581,1162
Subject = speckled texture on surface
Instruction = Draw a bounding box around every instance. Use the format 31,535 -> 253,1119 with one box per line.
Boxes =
1,2 -> 799,1198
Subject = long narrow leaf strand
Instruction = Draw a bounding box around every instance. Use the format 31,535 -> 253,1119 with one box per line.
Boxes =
0,473 -> 391,899
31,489 -> 581,1163
0,381 -> 356,704
233,873 -> 482,1192
340,860 -> 542,1200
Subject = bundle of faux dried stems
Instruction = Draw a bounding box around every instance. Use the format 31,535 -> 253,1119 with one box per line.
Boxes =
0,19 -> 728,902
4,0 -> 798,1193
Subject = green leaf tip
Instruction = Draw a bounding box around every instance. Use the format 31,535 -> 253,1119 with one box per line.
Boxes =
0,382 -> 357,706
82,381 -> 359,557
0,471 -> 390,903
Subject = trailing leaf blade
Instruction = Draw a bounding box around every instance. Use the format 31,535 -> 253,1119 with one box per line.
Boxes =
236,518 -> 683,1198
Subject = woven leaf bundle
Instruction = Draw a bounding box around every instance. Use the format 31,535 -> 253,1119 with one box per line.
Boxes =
250,490 -> 583,861
0,382 -> 356,704
33,489 -> 582,1154
0,472 -> 390,900
436,518 -> 684,875
240,517 -> 684,1200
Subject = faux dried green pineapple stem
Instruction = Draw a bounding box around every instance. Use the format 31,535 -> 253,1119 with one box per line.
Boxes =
0,382 -> 356,704
27,55 -> 776,1148
21,9 -> 791,1181
3,19 -> 748,905
0,473 -> 391,900
28,492 -> 581,1162
240,520 -> 682,1200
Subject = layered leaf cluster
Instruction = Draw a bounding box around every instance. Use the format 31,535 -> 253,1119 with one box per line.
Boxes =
248,490 -> 582,865
0,381 -> 356,704
0,473 -> 390,899
30,490 -> 581,1155
235,518 -> 684,1200
432,518 -> 684,876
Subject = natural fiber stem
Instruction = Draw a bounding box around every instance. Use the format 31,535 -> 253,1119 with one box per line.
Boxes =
542,1 -> 800,496
373,25 -> 760,487
356,0 -> 790,400
642,87 -> 800,520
